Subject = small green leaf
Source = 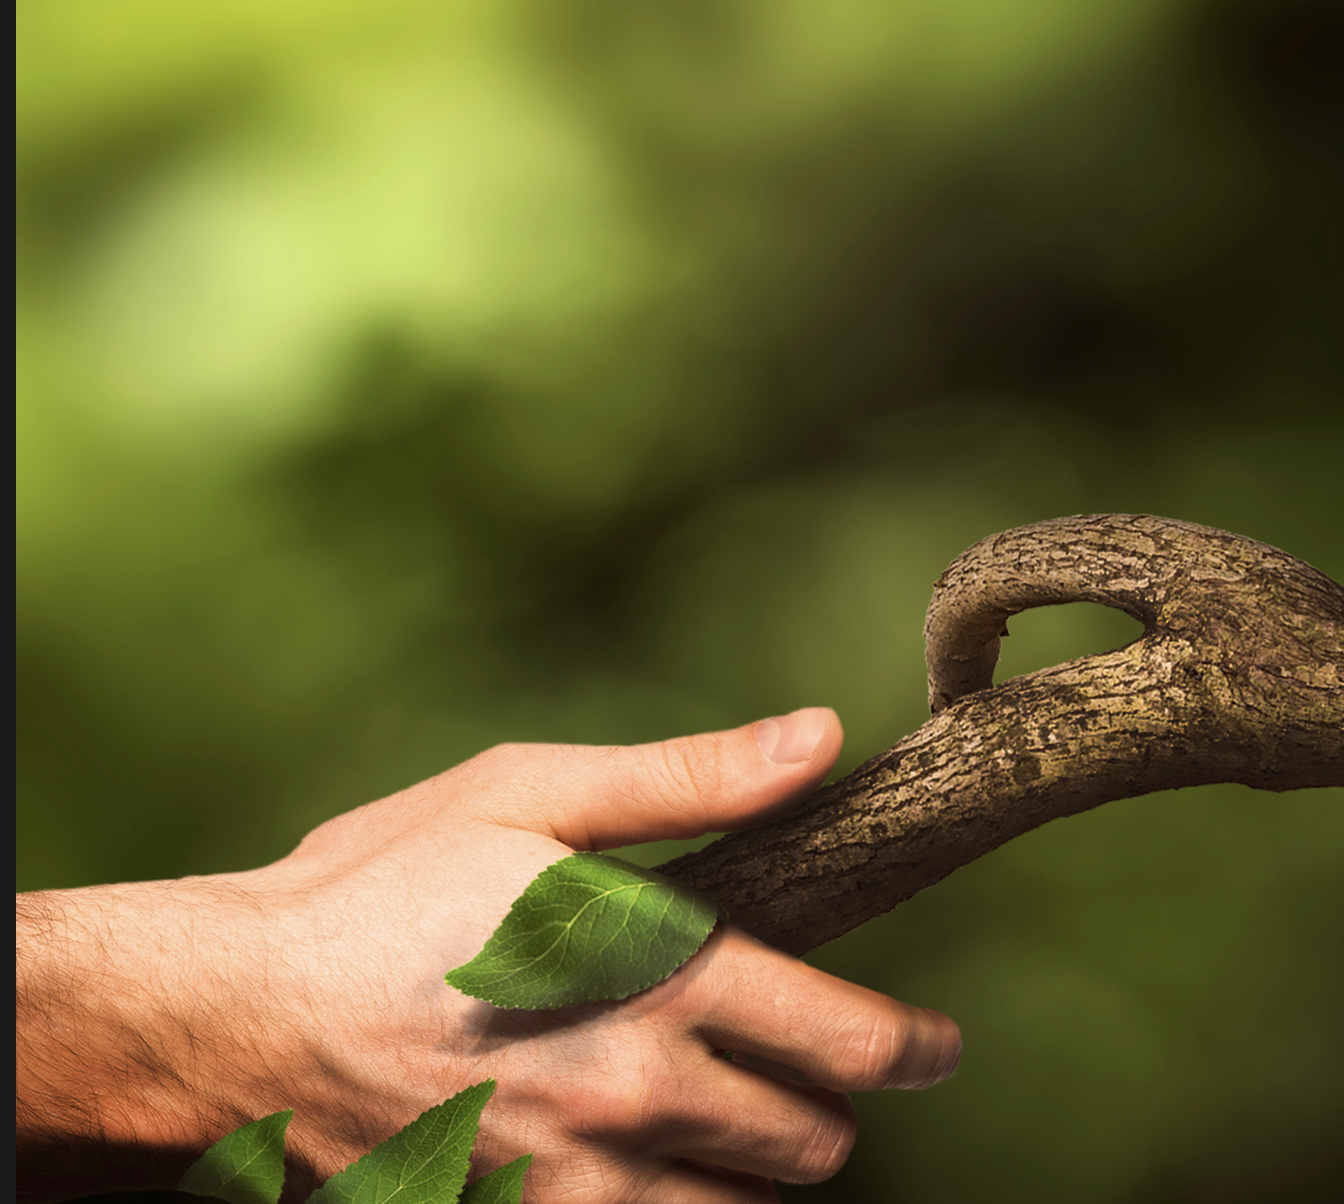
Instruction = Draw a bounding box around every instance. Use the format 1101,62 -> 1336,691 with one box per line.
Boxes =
458,1155 -> 532,1204
179,1110 -> 292,1204
445,852 -> 723,1009
305,1081 -> 494,1204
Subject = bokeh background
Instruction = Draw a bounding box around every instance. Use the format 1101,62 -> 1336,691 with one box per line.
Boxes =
17,1 -> 1342,1200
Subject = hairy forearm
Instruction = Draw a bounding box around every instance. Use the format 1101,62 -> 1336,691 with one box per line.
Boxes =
16,864 -> 455,1203
16,882 -> 256,1202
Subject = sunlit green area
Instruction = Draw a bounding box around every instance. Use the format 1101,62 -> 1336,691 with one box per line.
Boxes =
17,1 -> 1342,1200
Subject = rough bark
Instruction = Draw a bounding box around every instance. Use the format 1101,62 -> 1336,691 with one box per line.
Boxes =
658,514 -> 1343,956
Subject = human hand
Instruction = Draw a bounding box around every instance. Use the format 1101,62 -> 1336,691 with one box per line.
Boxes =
16,709 -> 961,1203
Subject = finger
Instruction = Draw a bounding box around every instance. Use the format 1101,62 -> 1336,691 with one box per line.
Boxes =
454,708 -> 843,849
574,1030 -> 856,1188
659,1067 -> 858,1185
517,1154 -> 780,1204
654,1163 -> 781,1203
690,928 -> 962,1093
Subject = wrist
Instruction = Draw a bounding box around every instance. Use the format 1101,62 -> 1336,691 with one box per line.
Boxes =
16,877 -> 282,1201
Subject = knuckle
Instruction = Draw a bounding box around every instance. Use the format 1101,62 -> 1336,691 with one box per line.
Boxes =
571,1068 -> 663,1144
826,1006 -> 911,1091
452,742 -> 554,810
459,742 -> 530,779
783,1098 -> 857,1184
291,813 -> 341,856
642,737 -> 726,813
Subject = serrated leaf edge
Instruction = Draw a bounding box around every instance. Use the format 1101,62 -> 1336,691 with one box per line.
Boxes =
445,852 -> 722,1010
303,1080 -> 495,1204
458,1153 -> 533,1204
178,1109 -> 292,1204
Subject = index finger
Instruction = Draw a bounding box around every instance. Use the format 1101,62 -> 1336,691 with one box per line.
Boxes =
685,926 -> 962,1092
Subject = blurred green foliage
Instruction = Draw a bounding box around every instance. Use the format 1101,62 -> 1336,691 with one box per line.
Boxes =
16,1 -> 1342,1200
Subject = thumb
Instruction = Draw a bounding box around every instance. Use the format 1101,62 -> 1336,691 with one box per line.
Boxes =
466,707 -> 843,851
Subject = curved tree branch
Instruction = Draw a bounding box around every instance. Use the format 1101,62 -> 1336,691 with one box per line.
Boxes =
659,514 -> 1343,956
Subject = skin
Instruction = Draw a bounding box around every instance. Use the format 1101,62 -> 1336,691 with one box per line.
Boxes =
16,707 -> 961,1203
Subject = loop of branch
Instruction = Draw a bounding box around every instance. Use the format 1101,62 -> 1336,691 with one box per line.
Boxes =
660,514 -> 1343,955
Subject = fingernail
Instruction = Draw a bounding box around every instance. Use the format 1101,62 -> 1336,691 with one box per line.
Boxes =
756,707 -> 830,765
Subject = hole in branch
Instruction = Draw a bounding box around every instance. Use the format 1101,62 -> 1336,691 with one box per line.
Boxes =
992,602 -> 1144,685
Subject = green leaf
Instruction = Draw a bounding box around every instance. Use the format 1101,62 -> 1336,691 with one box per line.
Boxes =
305,1081 -> 494,1204
457,1156 -> 532,1204
179,1110 -> 292,1204
444,852 -> 723,1009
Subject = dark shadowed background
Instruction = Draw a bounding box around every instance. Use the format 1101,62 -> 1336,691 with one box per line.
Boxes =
17,1 -> 1342,1200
